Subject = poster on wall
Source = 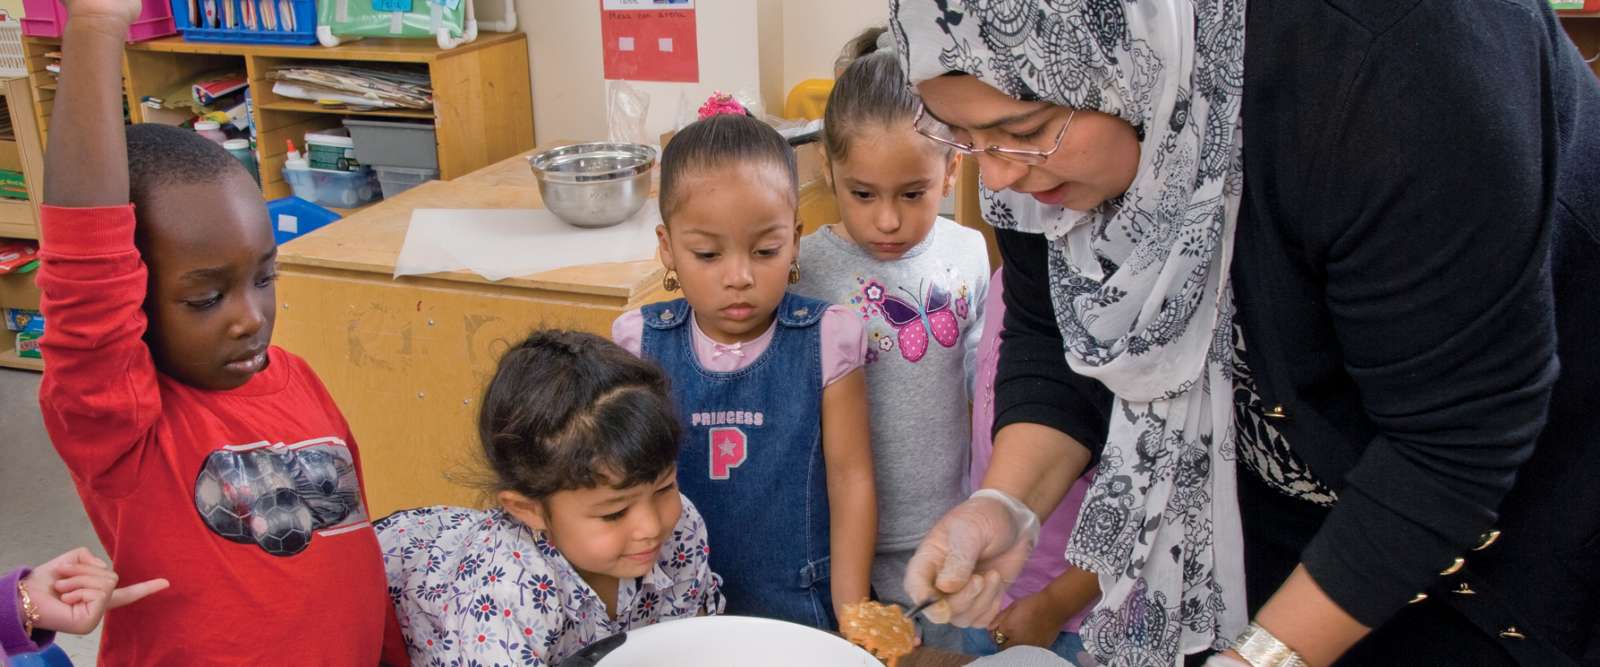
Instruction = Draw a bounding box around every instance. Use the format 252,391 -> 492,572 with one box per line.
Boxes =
600,0 -> 699,83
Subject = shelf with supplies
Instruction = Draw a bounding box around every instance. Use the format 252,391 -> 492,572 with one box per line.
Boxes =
22,31 -> 535,201
0,75 -> 47,373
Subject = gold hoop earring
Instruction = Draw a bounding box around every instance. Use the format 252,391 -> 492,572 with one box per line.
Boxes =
663,270 -> 680,292
788,262 -> 801,285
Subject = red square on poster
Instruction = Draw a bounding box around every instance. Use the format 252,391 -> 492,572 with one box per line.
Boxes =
600,0 -> 699,83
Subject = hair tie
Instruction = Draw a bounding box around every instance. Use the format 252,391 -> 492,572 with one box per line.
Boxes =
697,91 -> 752,120
875,30 -> 897,57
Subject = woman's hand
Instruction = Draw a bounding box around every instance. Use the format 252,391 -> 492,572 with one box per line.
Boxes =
21,547 -> 170,635
903,491 -> 1039,628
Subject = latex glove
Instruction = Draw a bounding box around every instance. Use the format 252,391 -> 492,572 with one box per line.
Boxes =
22,547 -> 170,635
904,489 -> 1040,628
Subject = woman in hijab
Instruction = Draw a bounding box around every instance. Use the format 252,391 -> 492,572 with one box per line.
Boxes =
888,0 -> 1600,665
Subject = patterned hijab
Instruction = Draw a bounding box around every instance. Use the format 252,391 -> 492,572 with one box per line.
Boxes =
889,0 -> 1247,663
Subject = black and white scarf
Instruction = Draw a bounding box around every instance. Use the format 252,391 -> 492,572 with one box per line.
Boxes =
890,1 -> 1247,664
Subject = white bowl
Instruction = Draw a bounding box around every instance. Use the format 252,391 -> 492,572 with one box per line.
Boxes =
568,615 -> 882,666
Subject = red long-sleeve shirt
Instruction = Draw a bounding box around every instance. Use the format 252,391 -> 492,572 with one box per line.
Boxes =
35,205 -> 392,666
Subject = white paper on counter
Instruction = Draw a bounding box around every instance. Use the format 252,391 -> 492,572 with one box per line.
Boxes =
394,204 -> 662,281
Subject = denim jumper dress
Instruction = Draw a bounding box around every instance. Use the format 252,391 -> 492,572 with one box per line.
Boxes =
640,292 -> 835,629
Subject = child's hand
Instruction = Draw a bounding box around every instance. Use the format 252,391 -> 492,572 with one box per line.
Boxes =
21,547 -> 170,635
990,591 -> 1069,650
62,0 -> 144,27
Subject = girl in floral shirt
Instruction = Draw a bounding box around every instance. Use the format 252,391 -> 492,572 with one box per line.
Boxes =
376,330 -> 724,666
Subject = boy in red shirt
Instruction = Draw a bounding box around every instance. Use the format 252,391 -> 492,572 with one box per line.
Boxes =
34,0 -> 398,664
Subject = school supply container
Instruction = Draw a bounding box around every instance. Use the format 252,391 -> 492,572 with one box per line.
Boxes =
316,0 -> 478,50
223,138 -> 259,183
342,118 -> 437,170
305,128 -> 359,172
266,195 -> 342,245
168,0 -> 317,44
193,120 -> 228,144
0,18 -> 26,78
283,162 -> 380,209
21,0 -> 176,40
374,164 -> 436,198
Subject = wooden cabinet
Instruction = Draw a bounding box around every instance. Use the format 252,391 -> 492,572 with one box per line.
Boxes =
273,148 -> 668,515
21,32 -> 535,202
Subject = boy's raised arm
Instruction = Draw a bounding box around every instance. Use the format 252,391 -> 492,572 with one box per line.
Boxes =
44,0 -> 141,207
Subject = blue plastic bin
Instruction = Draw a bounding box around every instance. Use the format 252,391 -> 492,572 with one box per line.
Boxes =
168,0 -> 318,44
10,644 -> 74,667
267,196 -> 342,245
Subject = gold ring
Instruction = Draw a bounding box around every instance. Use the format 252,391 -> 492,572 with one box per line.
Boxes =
992,629 -> 1009,645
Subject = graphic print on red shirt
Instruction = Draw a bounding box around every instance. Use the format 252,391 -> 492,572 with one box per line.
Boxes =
195,437 -> 371,557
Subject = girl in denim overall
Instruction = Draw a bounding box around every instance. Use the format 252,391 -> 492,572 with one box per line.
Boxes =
612,114 -> 877,629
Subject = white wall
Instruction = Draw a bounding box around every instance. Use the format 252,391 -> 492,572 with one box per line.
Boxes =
514,0 -> 887,142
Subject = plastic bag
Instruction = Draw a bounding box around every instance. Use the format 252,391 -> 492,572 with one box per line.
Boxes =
607,80 -> 651,146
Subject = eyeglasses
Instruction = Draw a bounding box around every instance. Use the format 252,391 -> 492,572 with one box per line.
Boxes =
912,104 -> 1075,166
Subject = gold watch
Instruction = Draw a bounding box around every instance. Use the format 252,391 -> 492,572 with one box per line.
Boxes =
1232,622 -> 1308,667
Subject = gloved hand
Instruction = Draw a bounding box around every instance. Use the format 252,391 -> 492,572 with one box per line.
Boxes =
903,489 -> 1041,628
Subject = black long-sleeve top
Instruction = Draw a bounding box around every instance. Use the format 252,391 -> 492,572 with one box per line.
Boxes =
991,0 -> 1600,659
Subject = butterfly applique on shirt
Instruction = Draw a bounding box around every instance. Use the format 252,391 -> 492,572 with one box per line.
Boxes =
879,281 -> 960,363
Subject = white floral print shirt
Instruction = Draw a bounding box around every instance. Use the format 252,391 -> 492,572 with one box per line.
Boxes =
376,495 -> 724,667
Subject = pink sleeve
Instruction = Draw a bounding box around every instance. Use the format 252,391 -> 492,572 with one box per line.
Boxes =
611,309 -> 646,357
820,305 -> 866,388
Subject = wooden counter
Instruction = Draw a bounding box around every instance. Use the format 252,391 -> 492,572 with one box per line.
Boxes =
274,148 -> 669,516
273,143 -> 985,517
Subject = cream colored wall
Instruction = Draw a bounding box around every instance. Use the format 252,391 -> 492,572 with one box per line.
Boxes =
514,0 -> 886,143
779,1 -> 887,95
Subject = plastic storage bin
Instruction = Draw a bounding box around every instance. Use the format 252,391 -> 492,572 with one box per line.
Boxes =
21,0 -> 176,40
167,0 -> 317,44
317,0 -> 476,49
0,21 -> 26,78
283,166 -> 381,209
266,195 -> 342,245
305,128 -> 360,172
343,118 -> 438,170
374,165 -> 437,198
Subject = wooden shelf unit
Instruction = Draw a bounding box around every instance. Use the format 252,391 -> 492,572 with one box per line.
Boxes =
0,75 -> 46,373
1562,15 -> 1600,79
22,32 -> 537,201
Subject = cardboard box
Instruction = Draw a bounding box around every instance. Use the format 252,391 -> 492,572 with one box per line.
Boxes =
3,307 -> 41,333
15,329 -> 40,358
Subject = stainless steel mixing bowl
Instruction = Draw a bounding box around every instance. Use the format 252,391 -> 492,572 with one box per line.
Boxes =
527,142 -> 656,228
